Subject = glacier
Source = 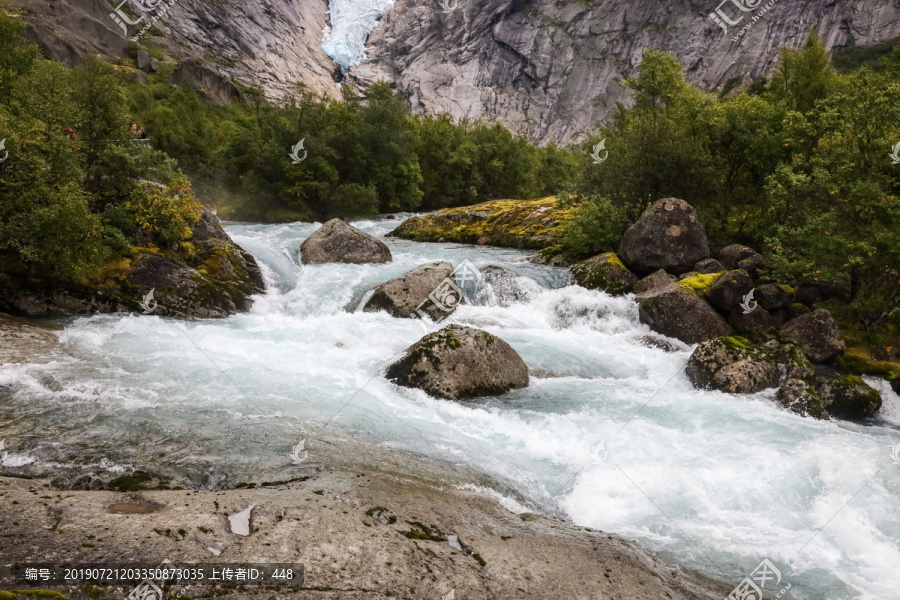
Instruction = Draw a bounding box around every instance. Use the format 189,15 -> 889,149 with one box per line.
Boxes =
322,0 -> 396,71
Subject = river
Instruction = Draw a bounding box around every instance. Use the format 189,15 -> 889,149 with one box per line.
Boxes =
0,217 -> 898,599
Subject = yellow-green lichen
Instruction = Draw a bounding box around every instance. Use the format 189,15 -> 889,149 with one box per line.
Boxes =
679,272 -> 725,297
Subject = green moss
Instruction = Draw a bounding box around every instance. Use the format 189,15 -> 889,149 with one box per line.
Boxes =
472,553 -> 487,567
789,303 -> 811,315
678,272 -> 725,297
404,521 -> 445,542
106,471 -> 152,492
721,336 -> 755,351
776,283 -> 797,294
0,592 -> 17,600
11,592 -> 67,600
836,351 -> 900,381
832,375 -> 867,387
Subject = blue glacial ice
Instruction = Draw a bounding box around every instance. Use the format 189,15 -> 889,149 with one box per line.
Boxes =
322,0 -> 396,71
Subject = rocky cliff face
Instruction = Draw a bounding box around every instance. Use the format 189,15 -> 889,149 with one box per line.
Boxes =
9,0 -> 900,144
351,0 -> 900,144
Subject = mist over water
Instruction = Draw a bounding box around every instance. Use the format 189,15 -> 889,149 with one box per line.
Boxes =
0,218 -> 898,599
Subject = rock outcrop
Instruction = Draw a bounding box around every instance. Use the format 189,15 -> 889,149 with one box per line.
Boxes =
300,219 -> 393,265
636,282 -> 731,345
819,376 -> 882,420
364,262 -> 455,320
390,198 -> 568,250
618,198 -> 710,276
570,253 -> 638,295
349,1 -> 900,145
385,325 -> 529,401
0,210 -> 264,319
779,309 -> 846,363
686,336 -> 779,394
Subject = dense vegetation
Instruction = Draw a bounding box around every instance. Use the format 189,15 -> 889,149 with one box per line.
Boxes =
0,10 -> 200,281
128,79 -> 577,222
562,34 -> 900,339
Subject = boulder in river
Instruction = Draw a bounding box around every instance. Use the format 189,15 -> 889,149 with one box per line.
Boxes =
618,198 -> 711,276
570,253 -> 638,295
636,283 -> 731,344
686,336 -> 780,394
385,325 -> 529,401
300,219 -> 392,265
819,375 -> 882,420
364,262 -> 456,320
776,379 -> 829,419
779,309 -> 845,363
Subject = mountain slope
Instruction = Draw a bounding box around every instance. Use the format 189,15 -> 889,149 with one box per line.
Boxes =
351,0 -> 900,144
7,0 -> 900,144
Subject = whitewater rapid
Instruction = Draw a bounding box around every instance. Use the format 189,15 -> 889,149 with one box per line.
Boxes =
0,218 -> 898,599
321,0 -> 395,70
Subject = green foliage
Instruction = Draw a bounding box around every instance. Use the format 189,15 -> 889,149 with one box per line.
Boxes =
564,35 -> 900,327
124,77 -> 576,220
0,9 -> 202,282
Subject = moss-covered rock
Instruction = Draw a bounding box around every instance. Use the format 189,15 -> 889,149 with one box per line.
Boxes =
678,272 -> 725,298
570,253 -> 638,295
819,375 -> 882,420
686,336 -> 780,394
0,210 -> 264,319
385,325 -> 529,401
707,269 -> 755,311
389,197 -> 572,249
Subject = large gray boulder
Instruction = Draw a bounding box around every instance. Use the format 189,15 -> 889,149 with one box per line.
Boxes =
686,336 -> 780,394
819,376 -> 882,420
570,253 -> 638,295
364,262 -> 455,320
779,309 -> 846,363
618,198 -> 710,276
300,219 -> 392,265
385,325 -> 529,401
636,283 -> 731,344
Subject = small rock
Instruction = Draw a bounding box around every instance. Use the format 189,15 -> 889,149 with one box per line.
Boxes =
618,198 -> 711,275
694,258 -> 725,274
795,274 -> 852,306
707,270 -> 755,312
364,262 -> 455,320
385,325 -> 529,401
633,269 -> 677,294
762,341 -> 816,383
737,254 -> 766,278
677,271 -> 699,281
300,219 -> 392,265
686,336 -> 780,394
729,306 -> 778,335
718,244 -> 759,270
819,376 -> 882,420
570,253 -> 638,295
638,335 -> 682,352
148,57 -> 160,73
776,379 -> 829,419
756,284 -> 792,311
779,309 -> 846,363
137,49 -> 151,72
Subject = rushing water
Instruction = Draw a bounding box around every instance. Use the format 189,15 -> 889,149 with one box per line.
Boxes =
321,0 -> 395,70
1,218 -> 898,600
